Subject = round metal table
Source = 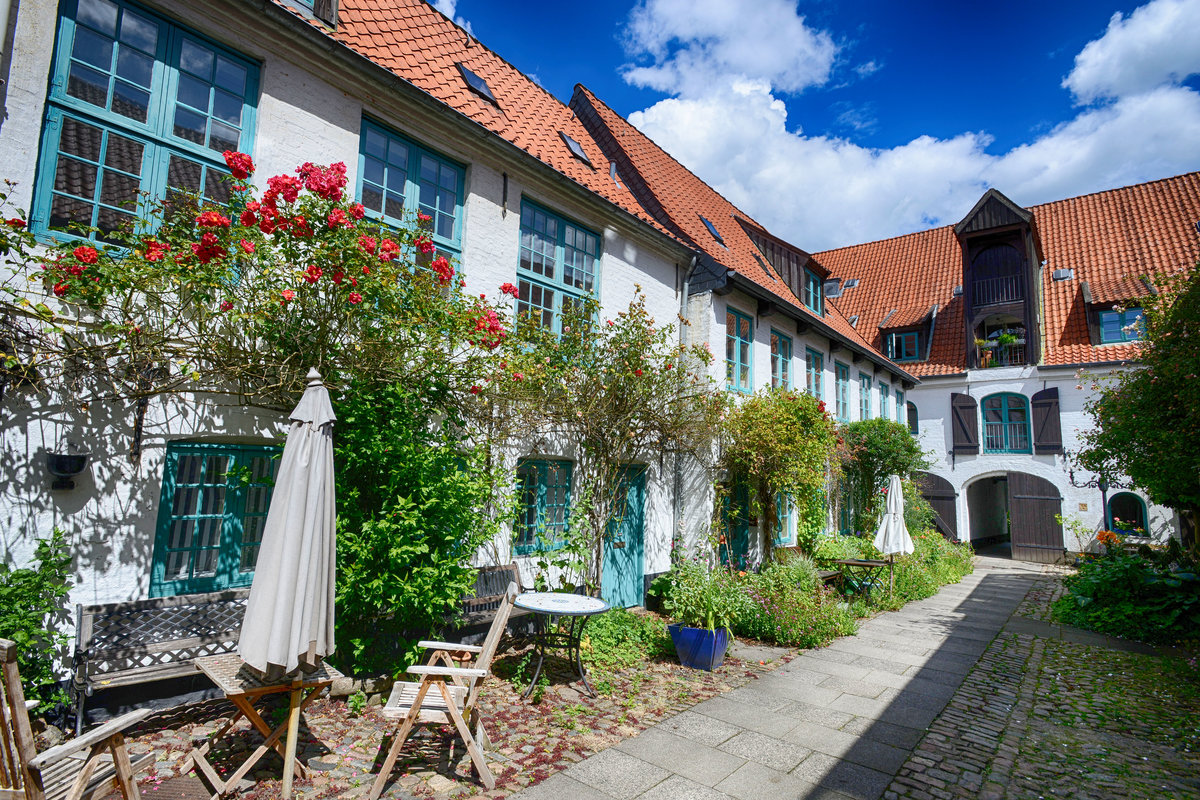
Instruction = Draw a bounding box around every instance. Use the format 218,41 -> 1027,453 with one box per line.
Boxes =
514,592 -> 610,697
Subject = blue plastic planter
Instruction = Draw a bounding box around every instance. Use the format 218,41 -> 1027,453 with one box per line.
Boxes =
667,623 -> 728,670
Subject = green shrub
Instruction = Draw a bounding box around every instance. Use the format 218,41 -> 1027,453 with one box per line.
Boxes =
661,560 -> 746,631
1053,550 -> 1200,643
582,608 -> 673,675
333,380 -> 504,675
0,529 -> 72,713
811,533 -> 873,563
839,418 -> 929,534
732,575 -> 857,648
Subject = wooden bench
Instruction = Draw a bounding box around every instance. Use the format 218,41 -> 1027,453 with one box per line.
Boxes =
774,546 -> 841,588
452,564 -> 531,642
71,588 -> 250,735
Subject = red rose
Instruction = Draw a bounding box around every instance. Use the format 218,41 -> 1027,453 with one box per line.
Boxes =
499,282 -> 519,297
358,236 -> 377,255
6,218 -> 25,229
239,209 -> 257,227
195,210 -> 231,228
239,239 -> 254,254
281,289 -> 294,303
635,369 -> 643,376
331,270 -> 344,285
266,174 -> 303,203
469,385 -> 481,394
414,235 -> 434,255
349,203 -> 365,220
431,255 -> 454,285
223,151 -> 255,179
348,292 -> 363,304
296,161 -> 348,201
219,299 -> 234,311
53,281 -> 68,297
73,245 -> 99,264
379,239 -> 400,262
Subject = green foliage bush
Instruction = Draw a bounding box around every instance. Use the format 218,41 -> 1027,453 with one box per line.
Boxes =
839,418 -> 928,534
661,559 -> 745,631
0,530 -> 71,712
582,608 -> 673,674
732,555 -> 857,647
333,380 -> 503,675
1053,549 -> 1200,643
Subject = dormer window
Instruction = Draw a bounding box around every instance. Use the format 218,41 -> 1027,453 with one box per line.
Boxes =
457,63 -> 498,106
803,269 -> 823,315
888,331 -> 921,361
560,132 -> 593,167
1099,307 -> 1144,343
699,214 -> 725,246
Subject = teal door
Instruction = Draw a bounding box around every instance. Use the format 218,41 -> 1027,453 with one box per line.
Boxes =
602,467 -> 646,608
720,478 -> 751,568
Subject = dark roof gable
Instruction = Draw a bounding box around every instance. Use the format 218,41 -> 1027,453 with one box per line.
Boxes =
954,188 -> 1033,237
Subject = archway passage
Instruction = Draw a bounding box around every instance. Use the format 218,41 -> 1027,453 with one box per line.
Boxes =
1007,472 -> 1064,563
914,472 -> 957,540
967,477 -> 1010,556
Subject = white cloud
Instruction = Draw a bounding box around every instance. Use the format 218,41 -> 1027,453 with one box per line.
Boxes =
1064,0 -> 1200,104
621,0 -> 1200,251
431,0 -> 473,35
621,0 -> 837,97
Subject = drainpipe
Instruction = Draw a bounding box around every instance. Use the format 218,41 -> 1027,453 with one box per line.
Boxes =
672,252 -> 701,560
0,0 -> 14,82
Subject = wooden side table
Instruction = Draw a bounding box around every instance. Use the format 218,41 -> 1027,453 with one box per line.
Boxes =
190,653 -> 342,799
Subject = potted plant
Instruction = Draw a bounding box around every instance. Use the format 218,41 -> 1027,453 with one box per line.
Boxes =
661,560 -> 741,670
996,331 -> 1018,346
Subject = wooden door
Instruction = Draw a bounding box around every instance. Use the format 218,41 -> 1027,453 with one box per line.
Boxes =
601,467 -> 646,608
915,472 -> 958,540
1007,472 -> 1064,563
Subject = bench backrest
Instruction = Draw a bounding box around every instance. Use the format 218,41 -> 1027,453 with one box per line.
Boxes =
75,588 -> 250,680
461,564 -> 521,617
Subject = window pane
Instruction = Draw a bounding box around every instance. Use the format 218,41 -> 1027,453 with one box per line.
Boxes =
214,56 -> 246,94
60,116 -> 104,161
50,195 -> 92,229
67,62 -> 109,107
118,10 -> 158,52
173,105 -> 207,144
73,26 -> 114,69
179,38 -> 214,78
111,81 -> 149,122
54,156 -> 98,198
78,0 -> 119,36
115,47 -> 153,86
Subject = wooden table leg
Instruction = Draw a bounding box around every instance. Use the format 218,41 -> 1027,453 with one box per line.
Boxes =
281,684 -> 302,800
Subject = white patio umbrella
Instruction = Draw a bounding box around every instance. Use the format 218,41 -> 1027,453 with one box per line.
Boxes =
873,474 -> 914,593
238,367 -> 336,797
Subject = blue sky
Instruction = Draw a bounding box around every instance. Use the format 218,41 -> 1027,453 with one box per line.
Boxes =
437,0 -> 1200,251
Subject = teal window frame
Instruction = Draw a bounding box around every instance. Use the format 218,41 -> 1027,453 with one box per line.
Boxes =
834,362 -> 850,421
880,382 -> 890,420
982,392 -> 1032,454
1107,492 -> 1148,533
726,307 -> 753,393
513,458 -> 573,555
859,373 -> 872,420
770,329 -> 792,389
150,441 -> 280,598
906,401 -> 919,435
358,117 -> 465,257
888,331 -> 920,361
805,348 -> 823,399
895,389 -> 905,423
34,0 -> 260,243
773,492 -> 794,547
516,199 -> 600,333
1099,307 -> 1144,344
803,269 -> 823,315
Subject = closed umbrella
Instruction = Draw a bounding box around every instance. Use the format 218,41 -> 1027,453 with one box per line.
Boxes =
238,367 -> 336,797
873,474 -> 913,593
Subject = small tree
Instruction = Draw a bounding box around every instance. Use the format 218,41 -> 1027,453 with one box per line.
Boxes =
499,290 -> 725,592
1076,267 -> 1200,549
720,388 -> 840,556
839,418 -> 928,535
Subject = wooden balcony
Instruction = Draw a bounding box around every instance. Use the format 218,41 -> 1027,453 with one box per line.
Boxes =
972,273 -> 1023,307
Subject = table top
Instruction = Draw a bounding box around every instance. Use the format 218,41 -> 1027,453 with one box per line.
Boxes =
194,653 -> 343,695
515,592 -> 610,616
833,558 -> 890,568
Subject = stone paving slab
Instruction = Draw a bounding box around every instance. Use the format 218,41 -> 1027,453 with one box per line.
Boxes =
614,727 -> 745,787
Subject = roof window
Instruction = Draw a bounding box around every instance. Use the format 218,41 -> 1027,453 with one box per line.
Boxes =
560,132 -> 593,167
699,214 -> 725,246
456,63 -> 498,106
848,315 -> 859,327
843,278 -> 859,289
1052,268 -> 1074,281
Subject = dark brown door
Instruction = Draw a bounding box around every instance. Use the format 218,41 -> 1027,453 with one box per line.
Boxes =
1007,472 -> 1064,563
915,472 -> 958,540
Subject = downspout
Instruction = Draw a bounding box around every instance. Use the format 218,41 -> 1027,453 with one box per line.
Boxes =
672,252 -> 701,561
0,0 -> 15,84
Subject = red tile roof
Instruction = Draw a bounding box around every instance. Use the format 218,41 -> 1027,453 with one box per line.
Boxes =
568,86 -> 906,371
879,304 -> 936,330
820,172 -> 1200,375
275,0 -> 907,374
277,0 -> 674,241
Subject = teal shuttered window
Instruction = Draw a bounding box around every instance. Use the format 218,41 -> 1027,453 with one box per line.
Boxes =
834,362 -> 850,422
517,200 -> 599,333
983,393 -> 1032,453
513,459 -> 572,555
770,329 -> 792,389
358,118 -> 465,258
726,308 -> 753,393
859,373 -> 872,420
35,0 -> 259,242
150,442 -> 280,597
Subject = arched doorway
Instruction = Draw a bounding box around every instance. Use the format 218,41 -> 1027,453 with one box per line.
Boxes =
1108,492 -> 1148,534
965,472 -> 1065,563
914,472 -> 957,540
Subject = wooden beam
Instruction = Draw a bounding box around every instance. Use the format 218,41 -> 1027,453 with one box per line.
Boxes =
795,321 -> 810,335
758,300 -> 776,317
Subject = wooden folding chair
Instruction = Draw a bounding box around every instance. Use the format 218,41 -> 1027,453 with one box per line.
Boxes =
369,581 -> 517,798
0,638 -> 152,800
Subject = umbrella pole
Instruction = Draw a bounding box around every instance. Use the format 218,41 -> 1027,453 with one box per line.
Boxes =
281,682 -> 303,799
889,555 -> 895,596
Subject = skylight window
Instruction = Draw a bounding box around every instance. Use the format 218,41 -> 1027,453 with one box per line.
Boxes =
699,214 -> 725,246
843,278 -> 859,289
456,63 -> 498,105
560,132 -> 593,167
